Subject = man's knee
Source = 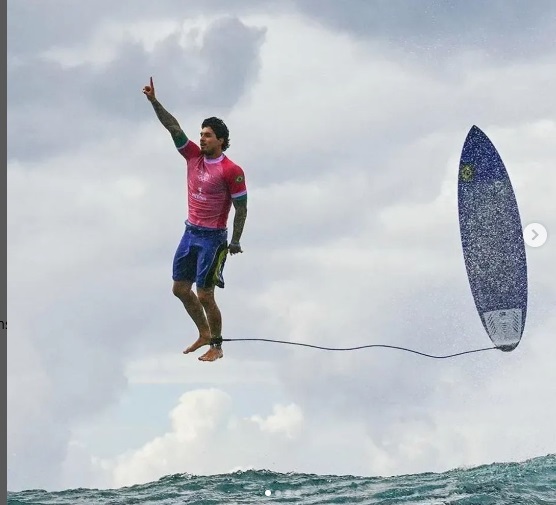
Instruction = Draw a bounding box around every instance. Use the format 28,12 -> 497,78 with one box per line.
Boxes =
196,287 -> 215,306
172,280 -> 192,299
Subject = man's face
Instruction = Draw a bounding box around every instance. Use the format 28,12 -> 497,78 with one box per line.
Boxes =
199,127 -> 222,156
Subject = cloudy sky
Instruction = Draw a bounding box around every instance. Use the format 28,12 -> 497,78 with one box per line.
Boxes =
7,0 -> 556,493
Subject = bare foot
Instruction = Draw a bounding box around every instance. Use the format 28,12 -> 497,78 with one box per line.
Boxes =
183,335 -> 211,354
199,346 -> 223,362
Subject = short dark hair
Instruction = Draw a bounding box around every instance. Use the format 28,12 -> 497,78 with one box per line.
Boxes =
202,117 -> 230,151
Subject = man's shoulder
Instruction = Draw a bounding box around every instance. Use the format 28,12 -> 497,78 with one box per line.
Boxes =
177,139 -> 202,162
221,155 -> 247,191
221,155 -> 244,172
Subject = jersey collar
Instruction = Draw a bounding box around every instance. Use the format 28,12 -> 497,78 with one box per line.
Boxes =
204,154 -> 224,164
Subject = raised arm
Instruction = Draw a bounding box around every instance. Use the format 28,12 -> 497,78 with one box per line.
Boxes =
143,77 -> 188,148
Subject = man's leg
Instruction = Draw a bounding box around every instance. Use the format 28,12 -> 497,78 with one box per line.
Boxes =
197,286 -> 222,338
196,286 -> 224,362
172,280 -> 212,354
190,234 -> 228,362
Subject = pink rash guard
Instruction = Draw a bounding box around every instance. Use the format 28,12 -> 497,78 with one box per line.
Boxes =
176,139 -> 247,229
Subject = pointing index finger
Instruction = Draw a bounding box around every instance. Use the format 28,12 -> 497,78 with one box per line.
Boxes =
150,76 -> 153,88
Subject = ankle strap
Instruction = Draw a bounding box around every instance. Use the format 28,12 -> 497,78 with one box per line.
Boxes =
210,335 -> 223,348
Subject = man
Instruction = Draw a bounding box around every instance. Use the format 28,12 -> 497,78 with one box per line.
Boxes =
143,77 -> 247,362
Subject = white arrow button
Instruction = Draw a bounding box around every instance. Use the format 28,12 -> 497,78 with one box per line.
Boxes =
524,223 -> 548,248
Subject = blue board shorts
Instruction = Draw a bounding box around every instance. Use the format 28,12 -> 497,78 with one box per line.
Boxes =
172,222 -> 228,288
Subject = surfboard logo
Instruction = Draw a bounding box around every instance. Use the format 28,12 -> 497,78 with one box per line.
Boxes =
460,163 -> 474,182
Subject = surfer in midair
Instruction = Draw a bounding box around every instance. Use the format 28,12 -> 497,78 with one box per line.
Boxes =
143,77 -> 248,362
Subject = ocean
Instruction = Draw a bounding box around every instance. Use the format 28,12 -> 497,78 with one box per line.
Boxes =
8,454 -> 555,504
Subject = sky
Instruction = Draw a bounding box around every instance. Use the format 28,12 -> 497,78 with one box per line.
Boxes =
7,0 -> 556,493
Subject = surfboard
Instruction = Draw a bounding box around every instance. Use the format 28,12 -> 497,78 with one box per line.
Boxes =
458,125 -> 527,352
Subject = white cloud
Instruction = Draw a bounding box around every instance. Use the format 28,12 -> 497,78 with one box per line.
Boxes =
98,389 -> 305,488
249,403 -> 303,439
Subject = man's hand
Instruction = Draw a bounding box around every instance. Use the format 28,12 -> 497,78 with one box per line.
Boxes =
228,242 -> 243,255
143,76 -> 156,102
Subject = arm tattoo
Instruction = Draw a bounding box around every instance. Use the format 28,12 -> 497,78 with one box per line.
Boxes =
151,99 -> 185,141
231,202 -> 247,243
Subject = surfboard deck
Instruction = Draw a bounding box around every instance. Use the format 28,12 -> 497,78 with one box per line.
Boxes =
458,125 -> 527,351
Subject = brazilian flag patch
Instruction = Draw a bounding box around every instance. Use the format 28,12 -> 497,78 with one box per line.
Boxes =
460,163 -> 474,182
235,175 -> 244,183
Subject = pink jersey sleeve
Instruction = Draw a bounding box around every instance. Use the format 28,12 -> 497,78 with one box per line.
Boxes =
223,161 -> 247,199
176,139 -> 202,160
